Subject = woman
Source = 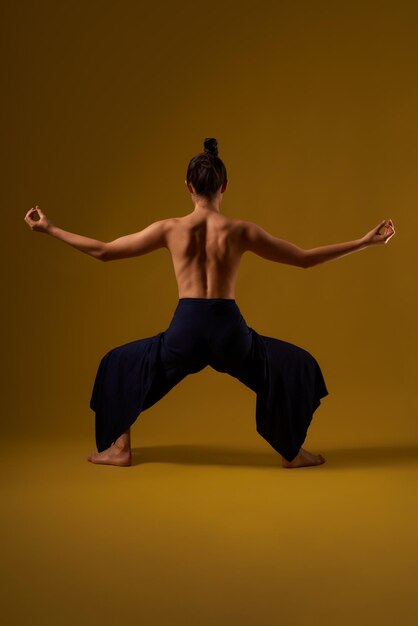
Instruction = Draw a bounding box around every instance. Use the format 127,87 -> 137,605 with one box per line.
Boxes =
24,137 -> 396,468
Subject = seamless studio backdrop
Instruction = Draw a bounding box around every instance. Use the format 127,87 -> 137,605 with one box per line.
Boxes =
5,1 -> 414,450
2,1 -> 418,625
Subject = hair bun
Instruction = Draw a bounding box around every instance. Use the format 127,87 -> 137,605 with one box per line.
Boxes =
203,137 -> 218,158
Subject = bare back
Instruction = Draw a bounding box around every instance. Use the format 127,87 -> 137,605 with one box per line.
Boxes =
165,211 -> 246,299
99,206 -> 305,277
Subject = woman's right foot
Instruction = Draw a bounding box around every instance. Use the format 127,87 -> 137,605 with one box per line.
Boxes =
281,447 -> 325,468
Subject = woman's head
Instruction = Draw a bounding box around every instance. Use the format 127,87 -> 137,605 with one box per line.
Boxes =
186,138 -> 228,201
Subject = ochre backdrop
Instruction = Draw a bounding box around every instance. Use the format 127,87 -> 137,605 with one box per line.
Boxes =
6,1 -> 414,448
2,1 -> 417,625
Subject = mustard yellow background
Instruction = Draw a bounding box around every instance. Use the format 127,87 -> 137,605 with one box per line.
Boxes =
2,1 -> 417,625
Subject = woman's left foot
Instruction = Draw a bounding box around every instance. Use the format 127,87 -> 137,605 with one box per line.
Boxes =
87,442 -> 131,466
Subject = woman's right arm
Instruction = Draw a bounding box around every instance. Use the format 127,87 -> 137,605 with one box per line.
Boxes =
242,219 -> 395,268
24,205 -> 106,260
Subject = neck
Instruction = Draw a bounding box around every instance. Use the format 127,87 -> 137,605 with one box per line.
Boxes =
192,196 -> 221,213
193,205 -> 220,213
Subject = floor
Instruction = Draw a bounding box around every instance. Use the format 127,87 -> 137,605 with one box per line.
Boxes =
2,434 -> 417,626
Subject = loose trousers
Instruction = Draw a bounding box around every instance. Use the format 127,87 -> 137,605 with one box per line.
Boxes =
90,298 -> 329,462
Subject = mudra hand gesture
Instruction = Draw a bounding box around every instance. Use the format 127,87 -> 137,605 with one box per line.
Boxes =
362,219 -> 395,246
24,205 -> 53,234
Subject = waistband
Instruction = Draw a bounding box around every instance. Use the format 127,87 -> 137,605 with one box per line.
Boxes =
178,297 -> 236,304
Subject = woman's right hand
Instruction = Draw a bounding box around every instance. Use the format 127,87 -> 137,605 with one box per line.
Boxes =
362,219 -> 396,246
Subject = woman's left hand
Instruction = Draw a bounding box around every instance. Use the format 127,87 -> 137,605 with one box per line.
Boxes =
24,206 -> 53,234
361,218 -> 396,246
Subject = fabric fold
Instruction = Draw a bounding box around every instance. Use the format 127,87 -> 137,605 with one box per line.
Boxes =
89,299 -> 329,462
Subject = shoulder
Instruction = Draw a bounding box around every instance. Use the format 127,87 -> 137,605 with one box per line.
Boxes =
232,218 -> 261,241
218,215 -> 248,232
234,219 -> 277,255
161,216 -> 182,234
211,216 -> 257,243
152,216 -> 177,235
137,217 -> 176,249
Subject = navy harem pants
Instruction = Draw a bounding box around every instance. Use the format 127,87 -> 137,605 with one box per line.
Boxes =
89,297 -> 329,463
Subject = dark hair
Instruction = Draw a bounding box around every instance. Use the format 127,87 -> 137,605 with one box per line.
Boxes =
186,137 -> 228,200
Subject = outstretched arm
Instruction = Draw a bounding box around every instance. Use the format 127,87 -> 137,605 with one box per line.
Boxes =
24,206 -> 105,259
24,206 -> 169,261
101,219 -> 168,261
243,221 -> 307,267
243,219 -> 395,268
305,219 -> 395,268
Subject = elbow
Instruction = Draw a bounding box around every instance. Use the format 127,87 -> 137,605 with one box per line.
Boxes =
98,245 -> 109,262
301,252 -> 310,269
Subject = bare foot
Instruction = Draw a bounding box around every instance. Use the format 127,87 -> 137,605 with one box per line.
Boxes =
281,447 -> 325,468
87,442 -> 132,466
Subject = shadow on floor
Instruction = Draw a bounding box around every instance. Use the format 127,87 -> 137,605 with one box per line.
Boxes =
318,444 -> 418,470
131,444 -> 282,467
130,443 -> 418,468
